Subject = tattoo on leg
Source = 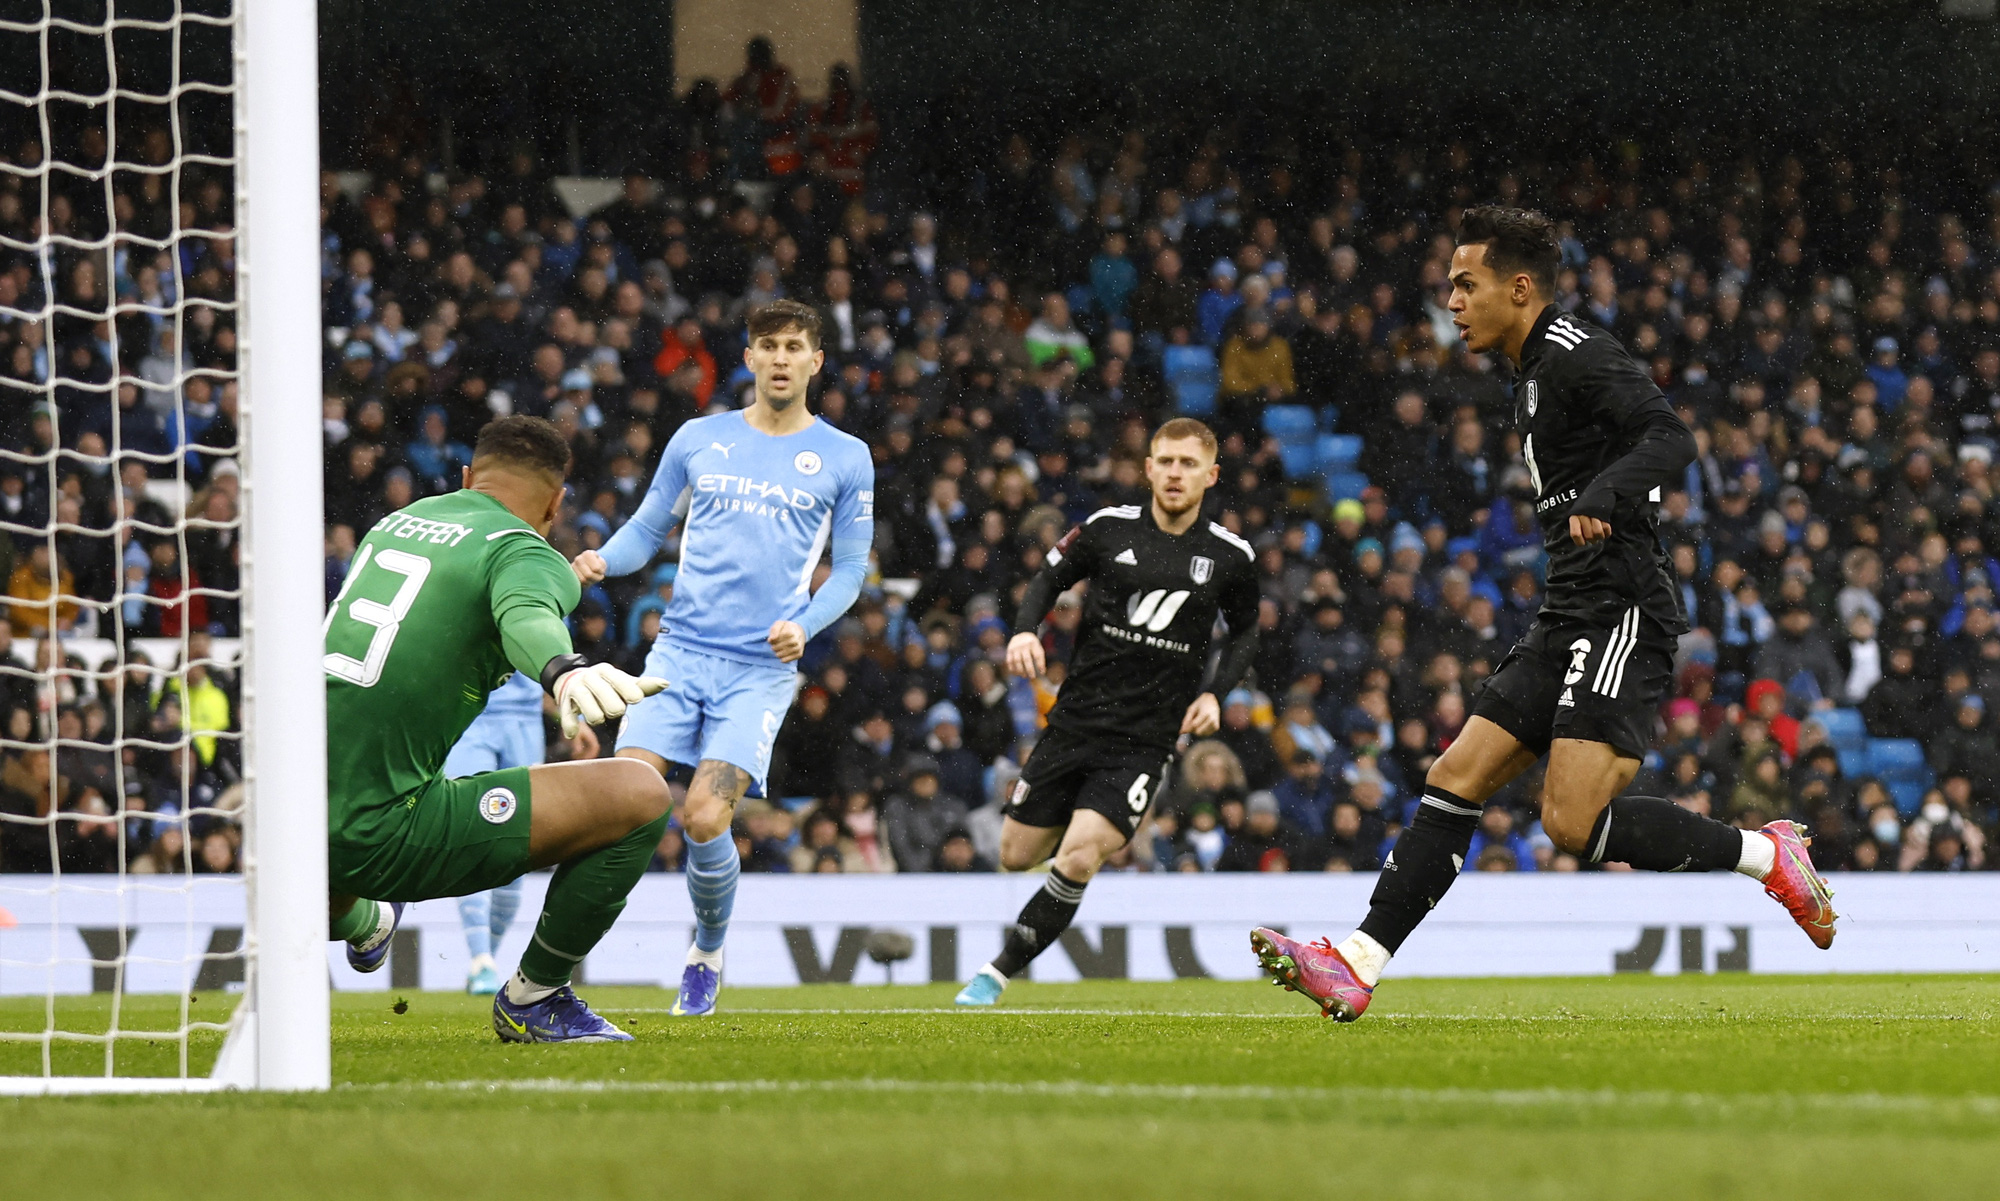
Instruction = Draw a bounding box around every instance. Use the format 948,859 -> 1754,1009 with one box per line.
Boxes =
692,759 -> 751,805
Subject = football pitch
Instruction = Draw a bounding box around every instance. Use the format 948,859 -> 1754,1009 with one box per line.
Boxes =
5,975 -> 2000,1200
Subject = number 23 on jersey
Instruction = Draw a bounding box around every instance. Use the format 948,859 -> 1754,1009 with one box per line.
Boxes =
324,545 -> 433,687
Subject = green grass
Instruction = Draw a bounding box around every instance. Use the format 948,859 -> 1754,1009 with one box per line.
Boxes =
6,976 -> 2000,1199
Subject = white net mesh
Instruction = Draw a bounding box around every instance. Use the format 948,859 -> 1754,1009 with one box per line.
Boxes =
0,0 -> 246,1082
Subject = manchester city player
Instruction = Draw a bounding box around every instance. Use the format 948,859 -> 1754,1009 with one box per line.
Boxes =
572,299 -> 873,1016
445,670 -> 596,995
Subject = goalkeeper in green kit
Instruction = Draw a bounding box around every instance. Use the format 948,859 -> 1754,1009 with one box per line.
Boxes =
324,416 -> 671,1043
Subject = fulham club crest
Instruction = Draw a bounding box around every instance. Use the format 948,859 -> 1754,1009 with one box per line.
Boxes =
1190,555 -> 1213,584
1524,380 -> 1539,417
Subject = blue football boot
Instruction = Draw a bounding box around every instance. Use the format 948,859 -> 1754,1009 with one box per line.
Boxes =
345,901 -> 405,974
955,966 -> 1008,1007
671,961 -> 721,1016
465,957 -> 502,996
492,985 -> 633,1043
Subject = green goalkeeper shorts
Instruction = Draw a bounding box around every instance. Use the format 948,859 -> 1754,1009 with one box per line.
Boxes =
327,767 -> 535,901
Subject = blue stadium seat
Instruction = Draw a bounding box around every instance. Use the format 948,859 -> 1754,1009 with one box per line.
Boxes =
1163,345 -> 1218,381
1278,440 -> 1316,478
1816,708 -> 1867,753
1837,749 -> 1869,779
1866,738 -> 1926,775
1887,778 -> 1929,817
1316,434 -> 1364,472
1175,378 -> 1216,416
1262,404 -> 1316,440
1317,405 -> 1341,432
1323,470 -> 1369,501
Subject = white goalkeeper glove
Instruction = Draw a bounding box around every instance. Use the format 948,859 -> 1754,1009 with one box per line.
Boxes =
543,655 -> 669,739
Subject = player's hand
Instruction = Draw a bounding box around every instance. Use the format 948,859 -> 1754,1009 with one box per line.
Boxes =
1180,692 -> 1221,737
1568,514 -> 1613,545
571,550 -> 608,585
1005,631 -> 1046,679
568,722 -> 600,759
553,663 -> 669,739
767,619 -> 807,663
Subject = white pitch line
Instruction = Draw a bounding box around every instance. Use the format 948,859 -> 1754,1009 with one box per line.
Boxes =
612,1007 -> 1998,1022
616,1007 -> 1313,1018
344,1077 -> 2000,1118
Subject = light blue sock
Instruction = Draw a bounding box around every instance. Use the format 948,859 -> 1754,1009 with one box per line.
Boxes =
685,828 -> 740,954
458,891 -> 493,961
489,877 -> 523,948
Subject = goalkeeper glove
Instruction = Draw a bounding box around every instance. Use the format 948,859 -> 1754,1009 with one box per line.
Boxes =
541,654 -> 669,738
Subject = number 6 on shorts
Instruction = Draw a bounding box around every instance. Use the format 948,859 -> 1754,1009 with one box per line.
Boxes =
1127,773 -> 1152,815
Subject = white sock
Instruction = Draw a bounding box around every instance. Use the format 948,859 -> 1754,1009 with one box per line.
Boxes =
978,964 -> 1009,987
1735,828 -> 1777,880
686,943 -> 724,972
503,970 -> 558,1006
352,902 -> 397,953
1335,932 -> 1391,987
467,953 -> 495,975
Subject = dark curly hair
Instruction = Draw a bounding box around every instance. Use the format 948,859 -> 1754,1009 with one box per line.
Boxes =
472,415 -> 572,479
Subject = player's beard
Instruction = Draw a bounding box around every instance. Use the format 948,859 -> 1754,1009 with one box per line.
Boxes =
760,384 -> 800,411
1154,485 -> 1202,517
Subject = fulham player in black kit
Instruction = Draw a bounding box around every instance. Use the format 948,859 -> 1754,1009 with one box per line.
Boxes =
956,418 -> 1258,1006
1252,206 -> 1837,1021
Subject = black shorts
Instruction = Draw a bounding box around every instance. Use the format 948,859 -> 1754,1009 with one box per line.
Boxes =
1470,610 -> 1674,760
1004,725 -> 1175,842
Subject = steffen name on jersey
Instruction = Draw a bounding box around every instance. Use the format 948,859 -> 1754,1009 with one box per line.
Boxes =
372,511 -> 475,546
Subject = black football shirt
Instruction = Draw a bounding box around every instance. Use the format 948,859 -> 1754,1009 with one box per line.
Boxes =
1514,306 -> 1691,637
1026,504 -> 1261,750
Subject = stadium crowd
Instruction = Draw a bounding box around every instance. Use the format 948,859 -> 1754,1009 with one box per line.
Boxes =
6,42 -> 2000,877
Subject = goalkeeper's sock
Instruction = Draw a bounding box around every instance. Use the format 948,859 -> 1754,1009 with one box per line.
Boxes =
503,970 -> 557,1006
517,811 -> 671,988
489,877 -> 524,944
686,828 -> 740,954
458,892 -> 493,961
329,898 -> 383,946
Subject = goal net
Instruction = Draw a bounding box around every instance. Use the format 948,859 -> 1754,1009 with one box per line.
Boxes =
0,0 -> 325,1093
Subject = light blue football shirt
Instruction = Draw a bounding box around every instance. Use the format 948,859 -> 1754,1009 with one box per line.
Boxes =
479,670 -> 544,719
598,410 -> 874,666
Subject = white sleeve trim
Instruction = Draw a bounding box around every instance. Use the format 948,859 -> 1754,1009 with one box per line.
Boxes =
1208,522 -> 1255,559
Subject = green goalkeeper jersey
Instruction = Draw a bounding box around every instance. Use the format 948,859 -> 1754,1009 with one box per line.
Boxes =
324,489 -> 579,813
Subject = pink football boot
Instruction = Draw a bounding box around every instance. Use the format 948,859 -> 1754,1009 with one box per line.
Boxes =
1250,927 -> 1374,1021
1759,820 -> 1838,949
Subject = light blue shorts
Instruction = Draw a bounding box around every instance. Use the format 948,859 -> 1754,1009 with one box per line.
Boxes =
442,710 -> 547,777
615,641 -> 799,788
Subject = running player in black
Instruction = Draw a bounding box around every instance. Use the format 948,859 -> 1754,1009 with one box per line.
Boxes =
956,418 -> 1259,1006
1252,206 -> 1838,1021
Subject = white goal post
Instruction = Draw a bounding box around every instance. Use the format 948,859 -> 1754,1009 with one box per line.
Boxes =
0,0 -> 326,1094
235,0 -> 328,1094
